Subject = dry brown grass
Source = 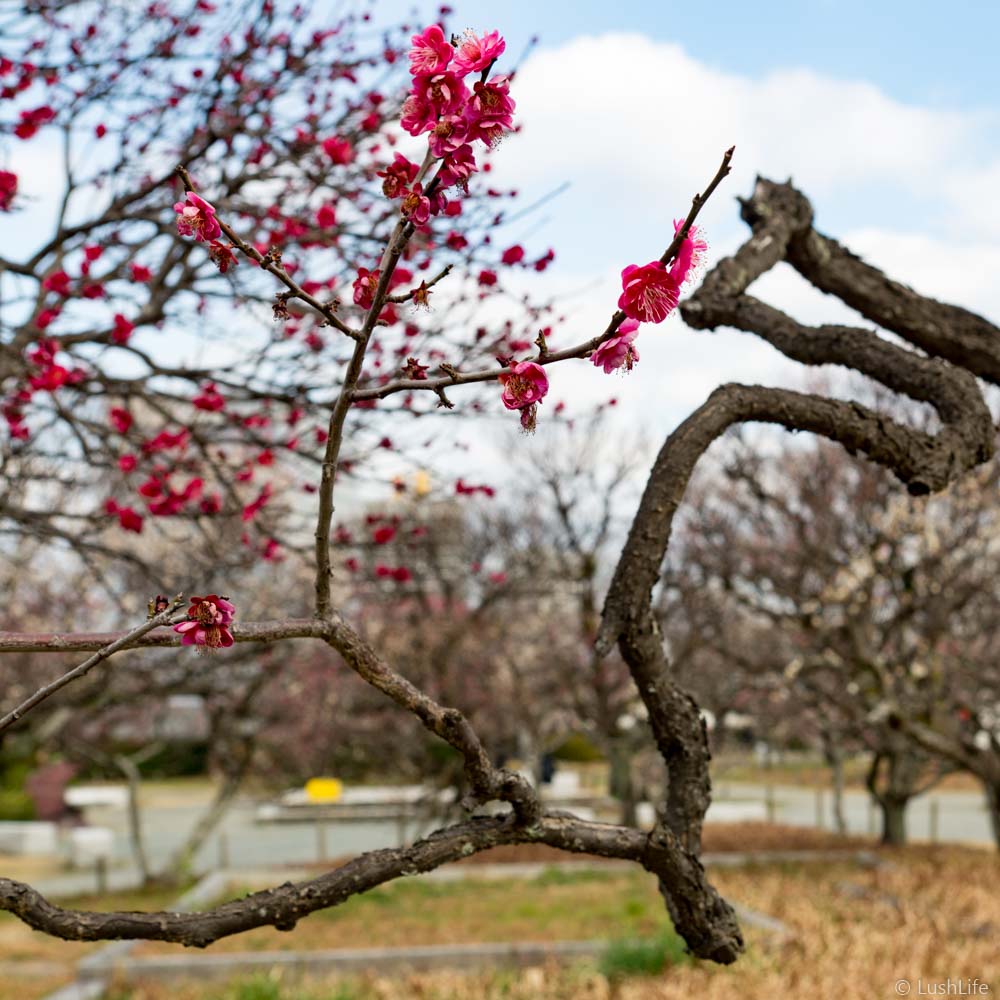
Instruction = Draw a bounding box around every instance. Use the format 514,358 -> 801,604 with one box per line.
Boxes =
3,846 -> 998,1000
107,846 -> 1000,1000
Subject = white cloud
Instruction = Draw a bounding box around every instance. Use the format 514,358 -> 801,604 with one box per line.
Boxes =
494,32 -> 1000,284
844,227 -> 1000,320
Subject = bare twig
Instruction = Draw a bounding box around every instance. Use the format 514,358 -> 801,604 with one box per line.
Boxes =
173,166 -> 360,341
352,147 -> 736,403
0,595 -> 185,735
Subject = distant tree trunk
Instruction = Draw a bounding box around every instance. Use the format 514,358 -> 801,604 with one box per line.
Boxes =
984,781 -> 1000,851
609,738 -> 638,827
711,710 -> 728,754
878,795 -> 908,846
161,734 -> 255,882
865,750 -> 917,846
822,737 -> 848,836
161,764 -> 248,881
113,753 -> 152,886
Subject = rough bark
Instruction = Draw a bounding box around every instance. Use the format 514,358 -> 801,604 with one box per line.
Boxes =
986,784 -> 1000,850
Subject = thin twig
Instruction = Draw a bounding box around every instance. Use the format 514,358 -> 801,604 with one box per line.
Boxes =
352,146 -> 736,403
173,166 -> 360,340
0,594 -> 185,735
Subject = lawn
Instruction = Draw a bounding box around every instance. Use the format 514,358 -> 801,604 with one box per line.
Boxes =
3,845 -> 997,1000
136,867 -> 673,953
111,846 -> 998,1000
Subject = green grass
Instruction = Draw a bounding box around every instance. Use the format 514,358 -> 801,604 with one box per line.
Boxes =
600,929 -> 692,978
181,868 -> 673,954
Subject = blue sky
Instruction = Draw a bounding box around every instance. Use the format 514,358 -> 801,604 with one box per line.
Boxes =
419,0 -> 1000,110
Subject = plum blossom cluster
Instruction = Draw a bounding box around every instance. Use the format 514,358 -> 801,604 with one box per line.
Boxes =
174,594 -> 236,650
589,221 -> 709,378
355,25 -> 511,270
2,339 -> 88,440
485,210 -> 706,423
346,27 -> 517,323
402,25 -> 512,150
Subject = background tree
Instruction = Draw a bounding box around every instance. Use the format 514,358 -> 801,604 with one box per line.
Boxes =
665,429 -> 1000,845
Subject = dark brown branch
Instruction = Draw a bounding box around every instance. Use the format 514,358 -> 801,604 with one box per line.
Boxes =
324,615 -> 539,823
594,174 -> 999,967
787,217 -> 1000,388
0,811 -> 740,962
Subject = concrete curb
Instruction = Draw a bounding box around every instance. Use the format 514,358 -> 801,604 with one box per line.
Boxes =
110,940 -> 610,983
36,983 -> 105,1000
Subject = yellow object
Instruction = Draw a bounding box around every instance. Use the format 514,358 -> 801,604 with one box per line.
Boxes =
414,470 -> 431,497
305,777 -> 343,803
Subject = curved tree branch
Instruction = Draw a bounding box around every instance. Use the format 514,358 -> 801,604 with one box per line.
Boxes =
0,811 -> 739,961
594,175 -> 999,967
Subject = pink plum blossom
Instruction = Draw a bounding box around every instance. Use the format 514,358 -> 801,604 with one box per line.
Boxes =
618,261 -> 681,324
408,24 -> 453,76
174,594 -> 235,649
353,267 -> 380,308
208,240 -> 238,273
669,218 -> 709,287
173,191 -> 222,242
452,30 -> 506,76
403,72 -> 469,136
464,77 -> 515,146
401,183 -> 431,224
428,114 -> 469,157
0,170 -> 16,211
437,144 -> 478,188
499,360 -> 548,409
501,244 -> 525,265
422,74 -> 469,116
377,153 -> 420,198
499,359 -> 549,432
321,136 -> 354,164
111,313 -> 134,345
592,319 -> 640,374
400,92 -> 437,137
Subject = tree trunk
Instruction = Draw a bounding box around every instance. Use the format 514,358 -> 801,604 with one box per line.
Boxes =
821,737 -> 847,836
865,751 -> 912,846
878,796 -> 908,846
609,738 -> 638,827
984,781 -> 1000,851
160,749 -> 252,882
113,753 -> 152,886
